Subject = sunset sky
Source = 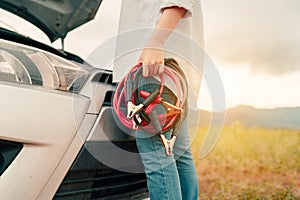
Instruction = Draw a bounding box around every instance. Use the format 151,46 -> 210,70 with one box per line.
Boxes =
2,0 -> 299,111
200,0 -> 300,110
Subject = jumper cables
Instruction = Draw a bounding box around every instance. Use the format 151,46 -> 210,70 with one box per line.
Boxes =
113,58 -> 188,156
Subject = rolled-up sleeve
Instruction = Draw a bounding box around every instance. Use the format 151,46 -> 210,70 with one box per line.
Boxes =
160,0 -> 194,18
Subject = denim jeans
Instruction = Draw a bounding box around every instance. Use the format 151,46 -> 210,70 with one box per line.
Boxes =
135,78 -> 198,200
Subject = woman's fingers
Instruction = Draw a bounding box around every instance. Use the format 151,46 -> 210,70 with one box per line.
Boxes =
142,63 -> 149,77
138,47 -> 165,77
142,62 -> 164,77
158,63 -> 165,74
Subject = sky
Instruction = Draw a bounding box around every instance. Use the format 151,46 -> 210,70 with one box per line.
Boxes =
1,0 -> 299,111
200,0 -> 300,110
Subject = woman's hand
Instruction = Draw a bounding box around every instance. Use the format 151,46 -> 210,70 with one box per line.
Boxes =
138,45 -> 165,77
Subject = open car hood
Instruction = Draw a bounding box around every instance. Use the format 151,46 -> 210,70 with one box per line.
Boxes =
0,0 -> 103,42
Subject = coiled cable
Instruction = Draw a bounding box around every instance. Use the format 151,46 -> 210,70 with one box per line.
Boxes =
113,58 -> 188,134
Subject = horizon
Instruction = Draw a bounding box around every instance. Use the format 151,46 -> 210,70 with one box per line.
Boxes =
199,104 -> 300,112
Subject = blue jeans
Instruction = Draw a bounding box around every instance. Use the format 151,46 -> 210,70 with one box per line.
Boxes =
135,78 -> 198,200
136,120 -> 198,200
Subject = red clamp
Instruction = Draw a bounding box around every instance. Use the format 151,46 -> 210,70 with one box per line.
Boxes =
139,90 -> 182,118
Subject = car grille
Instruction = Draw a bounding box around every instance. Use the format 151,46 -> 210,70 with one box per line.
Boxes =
54,170 -> 148,200
53,142 -> 148,200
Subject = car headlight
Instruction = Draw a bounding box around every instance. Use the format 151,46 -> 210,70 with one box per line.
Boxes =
0,41 -> 90,93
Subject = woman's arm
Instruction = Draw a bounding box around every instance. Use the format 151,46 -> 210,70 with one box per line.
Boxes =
138,7 -> 187,77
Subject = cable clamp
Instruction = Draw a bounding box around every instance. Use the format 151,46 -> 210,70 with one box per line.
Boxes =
159,134 -> 177,156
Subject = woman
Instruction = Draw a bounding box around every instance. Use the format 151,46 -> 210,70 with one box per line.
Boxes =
114,1 -> 204,199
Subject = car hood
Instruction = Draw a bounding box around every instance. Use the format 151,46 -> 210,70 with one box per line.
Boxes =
0,0 -> 103,42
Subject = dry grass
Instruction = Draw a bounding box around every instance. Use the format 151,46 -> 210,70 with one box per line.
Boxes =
191,123 -> 300,200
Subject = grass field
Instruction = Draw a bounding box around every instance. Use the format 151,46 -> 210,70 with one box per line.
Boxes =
191,123 -> 300,200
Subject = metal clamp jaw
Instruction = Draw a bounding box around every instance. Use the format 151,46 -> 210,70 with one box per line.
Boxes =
150,110 -> 178,156
159,134 -> 177,156
127,89 -> 160,129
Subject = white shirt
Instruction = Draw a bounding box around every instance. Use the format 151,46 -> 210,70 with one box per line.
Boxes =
113,0 -> 204,103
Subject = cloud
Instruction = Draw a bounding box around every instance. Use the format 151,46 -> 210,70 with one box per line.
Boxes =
203,0 -> 300,75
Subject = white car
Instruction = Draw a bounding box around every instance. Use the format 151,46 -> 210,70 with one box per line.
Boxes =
0,0 -> 148,199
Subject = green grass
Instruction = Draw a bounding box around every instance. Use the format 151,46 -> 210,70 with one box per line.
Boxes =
192,123 -> 300,200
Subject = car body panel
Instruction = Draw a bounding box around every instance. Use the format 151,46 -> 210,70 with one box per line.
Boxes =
37,114 -> 97,199
0,81 -> 90,199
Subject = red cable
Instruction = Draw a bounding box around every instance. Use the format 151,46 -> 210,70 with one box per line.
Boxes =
113,63 -> 187,133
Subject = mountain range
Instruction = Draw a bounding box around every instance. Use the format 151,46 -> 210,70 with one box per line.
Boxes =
199,105 -> 300,130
